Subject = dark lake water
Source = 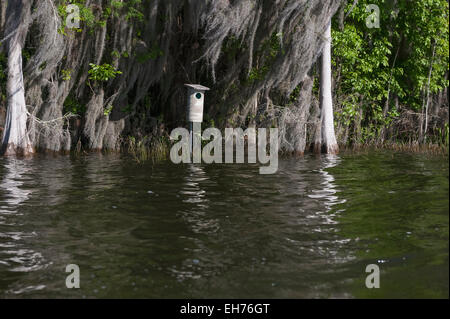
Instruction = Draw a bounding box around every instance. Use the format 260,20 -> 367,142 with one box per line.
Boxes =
0,151 -> 448,298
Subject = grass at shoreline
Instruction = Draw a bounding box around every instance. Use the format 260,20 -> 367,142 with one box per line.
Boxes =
6,137 -> 445,161
339,142 -> 448,157
123,135 -> 448,163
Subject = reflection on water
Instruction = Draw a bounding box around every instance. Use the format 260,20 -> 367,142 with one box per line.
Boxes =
0,159 -> 50,294
0,160 -> 33,208
180,165 -> 219,235
0,152 -> 448,298
308,155 -> 345,211
308,155 -> 344,230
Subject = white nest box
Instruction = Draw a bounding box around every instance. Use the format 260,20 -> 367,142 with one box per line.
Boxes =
185,84 -> 210,123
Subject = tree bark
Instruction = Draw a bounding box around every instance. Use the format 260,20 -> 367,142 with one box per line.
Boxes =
319,22 -> 339,154
1,0 -> 33,156
423,40 -> 436,143
0,0 -> 6,34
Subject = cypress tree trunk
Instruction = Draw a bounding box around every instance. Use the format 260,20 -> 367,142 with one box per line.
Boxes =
319,22 -> 339,154
1,0 -> 33,156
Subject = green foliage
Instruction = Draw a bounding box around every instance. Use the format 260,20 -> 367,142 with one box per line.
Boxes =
332,0 -> 449,144
57,0 -> 145,35
88,63 -> 122,82
223,36 -> 245,62
398,0 -> 449,108
106,0 -> 144,22
127,135 -> 170,163
103,104 -> 113,116
335,95 -> 360,127
111,50 -> 121,59
125,6 -> 145,22
57,1 -> 95,34
63,94 -> 85,115
432,123 -> 450,147
22,49 -> 33,64
61,69 -> 72,81
121,105 -> 132,114
136,43 -> 164,63
246,32 -> 284,84
203,115 -> 216,129
443,123 -> 449,147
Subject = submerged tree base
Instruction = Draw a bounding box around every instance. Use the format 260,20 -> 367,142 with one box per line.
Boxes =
1,143 -> 34,157
322,143 -> 340,155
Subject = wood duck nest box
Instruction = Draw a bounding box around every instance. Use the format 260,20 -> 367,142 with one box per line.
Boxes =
185,84 -> 210,123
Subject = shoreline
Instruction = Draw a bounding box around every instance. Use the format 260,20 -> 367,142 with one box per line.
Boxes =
1,140 -> 447,161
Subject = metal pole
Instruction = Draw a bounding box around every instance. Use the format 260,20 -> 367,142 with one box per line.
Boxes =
189,121 -> 193,161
